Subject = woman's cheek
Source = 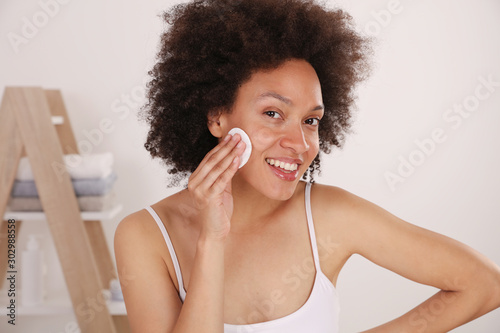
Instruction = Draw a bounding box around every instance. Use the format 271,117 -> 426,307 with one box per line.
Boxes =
250,127 -> 277,151
309,133 -> 320,152
249,127 -> 320,155
311,142 -> 320,157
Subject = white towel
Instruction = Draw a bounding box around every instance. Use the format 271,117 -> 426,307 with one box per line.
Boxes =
16,153 -> 114,181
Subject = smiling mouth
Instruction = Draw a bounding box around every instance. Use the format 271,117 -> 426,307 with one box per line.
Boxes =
265,158 -> 299,173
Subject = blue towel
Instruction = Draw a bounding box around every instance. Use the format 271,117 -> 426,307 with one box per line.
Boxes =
11,172 -> 117,197
8,191 -> 116,212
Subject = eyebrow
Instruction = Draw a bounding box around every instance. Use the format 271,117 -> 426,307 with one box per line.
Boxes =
256,91 -> 324,112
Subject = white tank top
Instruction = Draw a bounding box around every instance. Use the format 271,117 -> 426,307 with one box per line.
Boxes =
145,181 -> 340,332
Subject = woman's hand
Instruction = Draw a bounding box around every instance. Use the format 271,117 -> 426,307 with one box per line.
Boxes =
186,133 -> 246,240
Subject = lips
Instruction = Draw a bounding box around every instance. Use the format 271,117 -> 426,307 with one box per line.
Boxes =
265,158 -> 298,171
266,159 -> 300,181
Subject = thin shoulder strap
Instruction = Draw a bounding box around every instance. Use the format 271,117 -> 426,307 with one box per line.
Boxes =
304,182 -> 321,269
145,206 -> 187,301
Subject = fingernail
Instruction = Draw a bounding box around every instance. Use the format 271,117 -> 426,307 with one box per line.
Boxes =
224,134 -> 231,142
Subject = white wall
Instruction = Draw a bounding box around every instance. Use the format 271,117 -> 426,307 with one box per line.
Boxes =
1,0 -> 499,332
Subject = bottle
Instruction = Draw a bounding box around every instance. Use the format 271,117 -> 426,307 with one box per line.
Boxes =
21,234 -> 44,306
109,278 -> 124,302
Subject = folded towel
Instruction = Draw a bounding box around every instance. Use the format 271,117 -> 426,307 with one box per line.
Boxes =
7,191 -> 116,212
16,153 -> 114,181
11,172 -> 117,197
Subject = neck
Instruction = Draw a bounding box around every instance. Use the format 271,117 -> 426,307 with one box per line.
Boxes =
229,175 -> 301,233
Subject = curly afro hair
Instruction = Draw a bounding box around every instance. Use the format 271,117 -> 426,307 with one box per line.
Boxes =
142,0 -> 372,188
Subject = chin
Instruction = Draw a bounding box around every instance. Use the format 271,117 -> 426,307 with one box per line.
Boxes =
238,168 -> 301,201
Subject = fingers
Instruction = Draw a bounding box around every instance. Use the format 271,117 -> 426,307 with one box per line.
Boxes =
200,138 -> 246,197
207,153 -> 240,197
188,133 -> 246,201
191,133 -> 232,180
196,133 -> 244,186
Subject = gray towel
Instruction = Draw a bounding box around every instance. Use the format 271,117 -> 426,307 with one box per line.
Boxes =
7,191 -> 116,212
11,172 -> 117,197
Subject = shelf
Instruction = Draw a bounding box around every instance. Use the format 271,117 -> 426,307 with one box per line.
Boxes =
3,204 -> 123,221
1,87 -> 127,331
51,116 -> 64,125
0,287 -> 127,316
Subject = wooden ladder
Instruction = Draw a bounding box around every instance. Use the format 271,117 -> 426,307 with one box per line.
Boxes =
0,87 -> 130,332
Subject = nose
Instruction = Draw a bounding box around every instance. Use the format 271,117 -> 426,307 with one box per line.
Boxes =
280,123 -> 310,154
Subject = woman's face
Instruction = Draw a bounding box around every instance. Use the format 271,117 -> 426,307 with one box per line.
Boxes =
216,58 -> 324,200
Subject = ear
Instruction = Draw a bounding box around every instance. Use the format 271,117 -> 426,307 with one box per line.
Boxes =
207,109 -> 228,140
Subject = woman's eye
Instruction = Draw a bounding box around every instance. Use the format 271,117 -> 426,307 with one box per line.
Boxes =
306,118 -> 320,126
264,110 -> 281,119
265,111 -> 320,126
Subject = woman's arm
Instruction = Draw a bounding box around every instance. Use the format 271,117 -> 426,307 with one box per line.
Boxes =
114,211 -> 226,333
114,133 -> 245,333
174,233 -> 225,332
323,186 -> 500,332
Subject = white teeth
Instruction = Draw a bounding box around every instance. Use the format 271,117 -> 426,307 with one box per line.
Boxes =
266,159 -> 298,171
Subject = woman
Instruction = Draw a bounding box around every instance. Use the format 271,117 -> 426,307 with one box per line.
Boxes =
114,0 -> 500,332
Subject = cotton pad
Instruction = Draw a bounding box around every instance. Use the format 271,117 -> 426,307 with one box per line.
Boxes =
228,127 -> 252,169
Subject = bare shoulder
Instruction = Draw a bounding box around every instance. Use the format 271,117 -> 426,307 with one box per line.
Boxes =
114,191 -> 183,251
115,209 -> 153,236
114,209 -> 163,252
114,208 -> 169,274
310,182 -> 387,224
308,182 -> 390,256
307,182 -> 367,280
311,182 -> 365,206
114,207 -> 183,332
114,197 -> 181,258
309,182 -> 364,226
